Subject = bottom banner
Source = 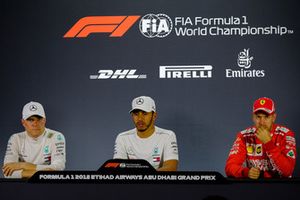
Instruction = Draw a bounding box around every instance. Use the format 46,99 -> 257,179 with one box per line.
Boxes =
29,171 -> 227,184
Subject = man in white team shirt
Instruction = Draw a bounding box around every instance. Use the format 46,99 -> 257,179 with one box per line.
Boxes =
113,96 -> 179,171
2,101 -> 66,178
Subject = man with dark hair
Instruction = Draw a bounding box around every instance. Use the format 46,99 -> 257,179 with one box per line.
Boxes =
225,97 -> 296,178
113,96 -> 179,171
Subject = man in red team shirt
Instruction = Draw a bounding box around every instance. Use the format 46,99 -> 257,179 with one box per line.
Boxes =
225,97 -> 296,179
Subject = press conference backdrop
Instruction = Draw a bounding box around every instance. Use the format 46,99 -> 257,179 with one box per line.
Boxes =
0,0 -> 299,177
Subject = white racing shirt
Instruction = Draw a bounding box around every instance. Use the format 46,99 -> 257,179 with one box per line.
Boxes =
113,126 -> 179,169
3,128 -> 66,178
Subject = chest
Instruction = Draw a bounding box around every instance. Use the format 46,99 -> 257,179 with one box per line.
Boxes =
18,139 -> 52,164
244,134 -> 283,157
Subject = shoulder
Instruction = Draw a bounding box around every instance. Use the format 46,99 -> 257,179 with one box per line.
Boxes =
274,124 -> 294,136
45,128 -> 65,141
9,131 -> 26,141
155,126 -> 176,137
116,128 -> 136,138
274,124 -> 292,133
240,126 -> 256,135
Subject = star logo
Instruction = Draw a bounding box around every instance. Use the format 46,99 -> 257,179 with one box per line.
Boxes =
136,98 -> 144,105
29,104 -> 38,111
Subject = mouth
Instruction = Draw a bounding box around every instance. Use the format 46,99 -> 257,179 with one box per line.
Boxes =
136,121 -> 145,127
136,121 -> 148,130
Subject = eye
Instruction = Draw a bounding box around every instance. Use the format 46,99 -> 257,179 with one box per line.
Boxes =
132,112 -> 139,116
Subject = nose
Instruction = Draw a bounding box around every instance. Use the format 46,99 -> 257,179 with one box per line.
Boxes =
31,119 -> 39,126
258,118 -> 266,126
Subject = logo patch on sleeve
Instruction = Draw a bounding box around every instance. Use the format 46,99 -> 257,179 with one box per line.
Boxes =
287,150 -> 295,159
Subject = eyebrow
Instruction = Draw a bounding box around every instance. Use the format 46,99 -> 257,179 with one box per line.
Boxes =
26,116 -> 43,120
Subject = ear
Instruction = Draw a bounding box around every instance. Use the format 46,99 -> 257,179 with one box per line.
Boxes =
252,113 -> 256,123
21,119 -> 26,127
272,113 -> 277,122
153,112 -> 157,120
41,118 -> 46,126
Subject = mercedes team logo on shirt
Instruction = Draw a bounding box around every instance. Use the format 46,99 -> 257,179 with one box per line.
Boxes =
29,105 -> 38,111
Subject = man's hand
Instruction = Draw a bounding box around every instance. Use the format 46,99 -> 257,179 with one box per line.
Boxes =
256,127 -> 272,144
3,162 -> 23,176
157,160 -> 178,171
2,162 -> 36,177
248,167 -> 260,179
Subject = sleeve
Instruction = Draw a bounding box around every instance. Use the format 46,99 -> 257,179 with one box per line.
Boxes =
113,135 -> 128,159
36,133 -> 66,171
225,133 -> 249,178
163,131 -> 179,161
3,135 -> 23,178
263,130 -> 296,177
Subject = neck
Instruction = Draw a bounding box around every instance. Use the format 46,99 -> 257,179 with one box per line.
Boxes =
27,128 -> 45,139
137,126 -> 155,138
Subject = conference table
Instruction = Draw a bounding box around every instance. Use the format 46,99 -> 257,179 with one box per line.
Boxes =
1,170 -> 299,200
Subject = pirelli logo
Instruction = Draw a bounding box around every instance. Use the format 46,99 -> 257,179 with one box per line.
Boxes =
64,16 -> 140,38
159,65 -> 213,79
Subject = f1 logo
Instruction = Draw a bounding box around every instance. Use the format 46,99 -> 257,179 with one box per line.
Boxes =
104,163 -> 120,168
64,16 -> 140,38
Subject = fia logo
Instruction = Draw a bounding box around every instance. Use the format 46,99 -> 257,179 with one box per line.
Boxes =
139,14 -> 173,38
237,49 -> 253,69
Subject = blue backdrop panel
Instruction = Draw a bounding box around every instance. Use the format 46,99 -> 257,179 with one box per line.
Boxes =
0,0 -> 299,176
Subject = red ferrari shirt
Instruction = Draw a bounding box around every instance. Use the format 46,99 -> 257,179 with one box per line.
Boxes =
225,124 -> 296,178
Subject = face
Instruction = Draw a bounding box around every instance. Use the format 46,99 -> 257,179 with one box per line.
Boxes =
22,115 -> 46,138
131,110 -> 156,132
252,111 -> 276,131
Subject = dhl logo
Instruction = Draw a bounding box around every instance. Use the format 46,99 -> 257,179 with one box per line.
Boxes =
64,16 -> 140,38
